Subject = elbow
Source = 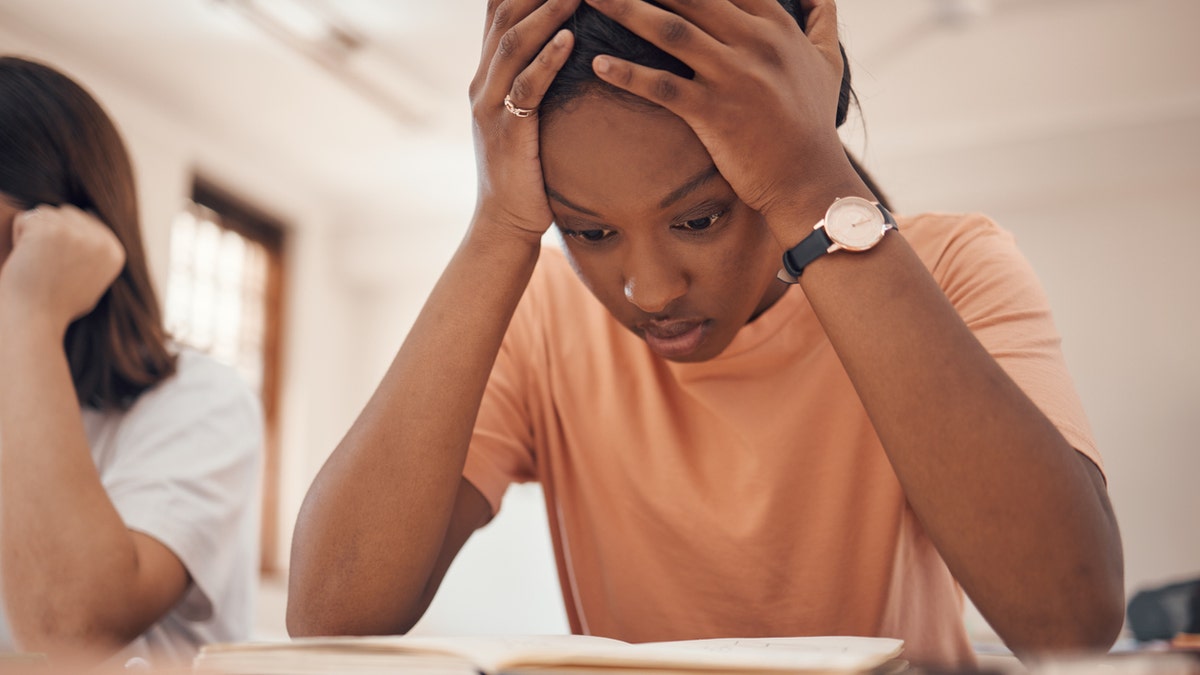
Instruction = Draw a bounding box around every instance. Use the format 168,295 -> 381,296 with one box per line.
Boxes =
286,603 -> 419,639
284,578 -> 343,638
285,578 -> 422,639
1057,590 -> 1126,653
1008,574 -> 1127,658
285,594 -> 349,638
10,607 -> 134,664
1080,581 -> 1127,651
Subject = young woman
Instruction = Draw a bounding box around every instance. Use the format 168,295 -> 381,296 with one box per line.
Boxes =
0,56 -> 262,665
288,0 -> 1124,667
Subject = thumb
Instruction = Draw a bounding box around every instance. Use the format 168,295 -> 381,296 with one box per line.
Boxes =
11,206 -> 47,245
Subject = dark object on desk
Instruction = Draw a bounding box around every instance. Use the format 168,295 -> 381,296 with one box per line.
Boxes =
1127,576 -> 1200,641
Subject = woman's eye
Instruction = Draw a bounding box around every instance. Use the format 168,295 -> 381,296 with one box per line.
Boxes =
564,228 -> 614,242
676,212 -> 723,232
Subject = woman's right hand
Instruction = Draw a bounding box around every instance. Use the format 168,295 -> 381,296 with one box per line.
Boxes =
0,205 -> 125,336
470,0 -> 580,243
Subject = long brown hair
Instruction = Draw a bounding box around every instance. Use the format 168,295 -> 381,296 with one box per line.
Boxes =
0,56 -> 175,409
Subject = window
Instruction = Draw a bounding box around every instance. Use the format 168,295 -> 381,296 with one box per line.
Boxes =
165,181 -> 287,572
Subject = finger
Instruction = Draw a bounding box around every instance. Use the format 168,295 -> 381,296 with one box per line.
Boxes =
483,0 -> 582,106
648,0 -> 754,44
473,0 -> 549,97
483,0 -> 502,40
506,29 -> 575,113
591,55 -> 702,117
582,0 -> 728,72
481,0 -> 541,60
797,0 -> 841,64
722,0 -> 789,19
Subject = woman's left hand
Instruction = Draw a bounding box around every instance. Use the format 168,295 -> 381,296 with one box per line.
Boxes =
0,205 -> 125,334
582,0 -> 859,228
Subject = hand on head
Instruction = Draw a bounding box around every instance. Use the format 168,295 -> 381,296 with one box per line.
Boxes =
581,0 -> 855,223
469,0 -> 583,243
0,205 -> 126,334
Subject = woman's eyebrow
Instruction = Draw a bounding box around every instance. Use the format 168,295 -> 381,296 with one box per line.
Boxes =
546,164 -> 720,217
545,187 -> 601,217
658,165 -> 720,209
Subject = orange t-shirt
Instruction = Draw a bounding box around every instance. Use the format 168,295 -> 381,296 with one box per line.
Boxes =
463,212 -> 1101,669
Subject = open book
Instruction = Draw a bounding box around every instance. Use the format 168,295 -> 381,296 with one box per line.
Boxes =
194,634 -> 904,674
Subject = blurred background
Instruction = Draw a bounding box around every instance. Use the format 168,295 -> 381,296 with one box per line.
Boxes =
0,0 -> 1197,646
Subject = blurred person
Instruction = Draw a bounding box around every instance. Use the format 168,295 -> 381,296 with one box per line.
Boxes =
0,56 -> 262,666
288,0 -> 1124,668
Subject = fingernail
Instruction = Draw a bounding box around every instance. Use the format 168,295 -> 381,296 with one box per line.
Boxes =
594,56 -> 610,74
554,29 -> 569,47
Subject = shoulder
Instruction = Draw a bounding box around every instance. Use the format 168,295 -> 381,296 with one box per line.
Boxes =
896,212 -> 1014,265
897,212 -> 1037,290
502,243 -> 627,367
898,212 -> 1061,334
527,244 -> 620,330
113,347 -> 263,454
518,244 -> 604,321
143,349 -> 257,409
529,244 -> 585,290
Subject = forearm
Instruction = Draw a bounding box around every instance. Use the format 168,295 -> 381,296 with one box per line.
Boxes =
776,195 -> 1123,652
0,313 -> 145,655
288,222 -> 541,635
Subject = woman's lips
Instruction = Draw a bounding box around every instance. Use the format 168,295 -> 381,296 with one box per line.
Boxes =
639,319 -> 709,359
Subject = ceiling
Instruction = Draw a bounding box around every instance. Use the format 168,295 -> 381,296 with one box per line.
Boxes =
1,0 -> 1197,238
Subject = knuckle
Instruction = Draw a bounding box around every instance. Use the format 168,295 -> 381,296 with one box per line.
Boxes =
659,17 -> 690,45
605,0 -> 632,20
497,26 -> 521,58
510,75 -> 534,103
652,74 -> 679,101
757,43 -> 785,69
471,101 -> 488,124
492,1 -> 511,30
536,46 -> 557,67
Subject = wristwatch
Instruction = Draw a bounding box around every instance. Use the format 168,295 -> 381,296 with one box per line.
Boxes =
778,196 -> 897,283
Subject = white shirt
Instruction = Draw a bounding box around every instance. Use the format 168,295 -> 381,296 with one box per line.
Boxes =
0,349 -> 262,664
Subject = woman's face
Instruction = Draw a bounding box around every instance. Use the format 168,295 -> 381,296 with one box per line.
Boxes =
540,95 -> 788,363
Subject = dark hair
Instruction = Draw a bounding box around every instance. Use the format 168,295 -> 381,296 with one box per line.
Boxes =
0,56 -> 176,409
542,2 -> 891,210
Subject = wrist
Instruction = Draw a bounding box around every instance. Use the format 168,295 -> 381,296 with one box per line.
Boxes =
0,295 -> 68,344
466,212 -> 548,253
759,156 -> 874,249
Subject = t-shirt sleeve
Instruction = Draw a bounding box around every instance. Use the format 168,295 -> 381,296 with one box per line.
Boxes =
461,267 -> 543,517
101,353 -> 263,622
924,214 -> 1103,477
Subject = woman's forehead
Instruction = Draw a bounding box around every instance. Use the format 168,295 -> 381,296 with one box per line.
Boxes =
540,96 -> 717,214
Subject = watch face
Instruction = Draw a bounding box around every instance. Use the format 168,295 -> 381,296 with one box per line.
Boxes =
825,196 -> 886,251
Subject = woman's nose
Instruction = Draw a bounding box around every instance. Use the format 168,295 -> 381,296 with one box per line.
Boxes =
623,255 -> 687,314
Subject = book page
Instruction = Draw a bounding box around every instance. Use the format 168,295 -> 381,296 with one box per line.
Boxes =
379,634 -> 633,673
502,635 -> 904,672
195,634 -> 903,674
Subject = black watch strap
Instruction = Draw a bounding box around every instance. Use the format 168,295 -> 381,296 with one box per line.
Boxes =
782,226 -> 833,278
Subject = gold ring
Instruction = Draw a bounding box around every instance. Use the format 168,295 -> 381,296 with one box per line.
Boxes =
504,94 -> 537,118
